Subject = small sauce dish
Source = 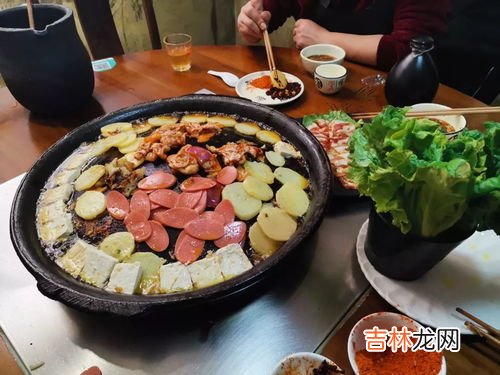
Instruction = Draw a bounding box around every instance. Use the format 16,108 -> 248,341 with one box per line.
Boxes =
409,103 -> 466,138
300,44 -> 346,75
314,64 -> 347,95
272,352 -> 344,375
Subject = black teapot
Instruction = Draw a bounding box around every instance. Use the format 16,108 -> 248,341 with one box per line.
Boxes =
0,4 -> 94,115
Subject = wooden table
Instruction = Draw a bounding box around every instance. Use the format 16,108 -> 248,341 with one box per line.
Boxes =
0,45 -> 497,374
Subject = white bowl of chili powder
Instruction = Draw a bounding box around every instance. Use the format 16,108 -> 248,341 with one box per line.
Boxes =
347,312 -> 446,375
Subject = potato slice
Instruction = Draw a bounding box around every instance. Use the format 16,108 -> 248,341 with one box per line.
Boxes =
74,165 -> 106,192
262,202 -> 275,210
99,232 -> 135,260
103,132 -> 129,148
118,152 -> 145,170
222,182 -> 262,220
207,115 -> 237,128
181,113 -> 207,123
274,141 -> 301,158
75,191 -> 106,220
124,252 -> 166,294
116,131 -> 137,148
244,161 -> 274,184
276,183 -> 310,217
274,167 -> 309,189
118,137 -> 142,154
89,139 -> 113,157
147,115 -> 179,127
256,130 -> 281,144
257,206 -> 297,241
100,122 -> 133,136
243,176 -> 273,201
249,222 -> 281,258
133,122 -> 152,134
265,151 -> 286,167
235,122 -> 261,135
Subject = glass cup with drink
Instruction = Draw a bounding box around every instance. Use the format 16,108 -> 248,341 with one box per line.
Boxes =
163,33 -> 192,72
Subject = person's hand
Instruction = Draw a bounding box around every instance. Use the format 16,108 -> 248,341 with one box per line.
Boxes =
293,19 -> 330,49
237,0 -> 271,44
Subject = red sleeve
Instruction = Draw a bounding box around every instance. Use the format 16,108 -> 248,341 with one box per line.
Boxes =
377,0 -> 450,71
263,0 -> 309,32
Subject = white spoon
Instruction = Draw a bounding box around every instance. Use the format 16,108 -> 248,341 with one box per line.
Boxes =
207,70 -> 239,88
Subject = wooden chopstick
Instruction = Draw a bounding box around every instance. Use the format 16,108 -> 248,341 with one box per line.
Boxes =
350,106 -> 500,120
457,307 -> 500,337
262,30 -> 276,71
26,0 -> 35,29
262,32 -> 274,73
465,321 -> 500,350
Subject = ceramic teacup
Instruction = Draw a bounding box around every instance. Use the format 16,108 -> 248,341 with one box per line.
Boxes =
314,64 -> 347,95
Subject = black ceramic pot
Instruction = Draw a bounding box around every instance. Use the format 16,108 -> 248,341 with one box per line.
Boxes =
365,208 -> 475,281
0,4 -> 94,115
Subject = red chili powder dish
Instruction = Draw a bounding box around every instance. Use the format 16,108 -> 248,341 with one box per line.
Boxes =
355,349 -> 443,375
249,75 -> 272,89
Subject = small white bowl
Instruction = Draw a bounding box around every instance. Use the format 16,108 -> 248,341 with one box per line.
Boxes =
271,352 -> 343,375
409,103 -> 466,138
300,44 -> 346,75
314,64 -> 347,95
347,312 -> 446,375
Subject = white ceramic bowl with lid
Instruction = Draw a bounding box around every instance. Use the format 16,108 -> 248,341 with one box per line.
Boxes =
314,64 -> 347,95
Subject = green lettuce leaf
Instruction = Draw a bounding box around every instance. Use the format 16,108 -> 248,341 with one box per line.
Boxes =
349,106 -> 499,237
483,121 -> 500,177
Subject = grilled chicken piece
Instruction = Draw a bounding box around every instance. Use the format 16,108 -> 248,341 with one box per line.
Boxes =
236,166 -> 248,182
167,145 -> 199,175
184,122 -> 222,142
135,125 -> 187,162
134,122 -> 218,163
185,146 -> 222,177
207,141 -> 264,166
105,158 -> 145,196
200,153 -> 222,177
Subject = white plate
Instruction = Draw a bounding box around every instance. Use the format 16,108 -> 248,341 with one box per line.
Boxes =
235,71 -> 304,106
356,220 -> 500,334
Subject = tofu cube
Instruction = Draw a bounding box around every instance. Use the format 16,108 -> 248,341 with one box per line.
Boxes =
63,151 -> 92,170
187,256 -> 224,289
37,200 -> 67,224
216,244 -> 253,280
38,212 -> 73,243
80,248 -> 118,288
159,263 -> 193,293
55,239 -> 96,277
105,262 -> 142,295
53,168 -> 81,186
39,184 -> 73,206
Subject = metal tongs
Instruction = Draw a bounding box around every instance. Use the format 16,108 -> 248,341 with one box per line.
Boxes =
262,29 -> 288,89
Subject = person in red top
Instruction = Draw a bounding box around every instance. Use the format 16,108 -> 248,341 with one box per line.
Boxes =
237,0 -> 449,70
